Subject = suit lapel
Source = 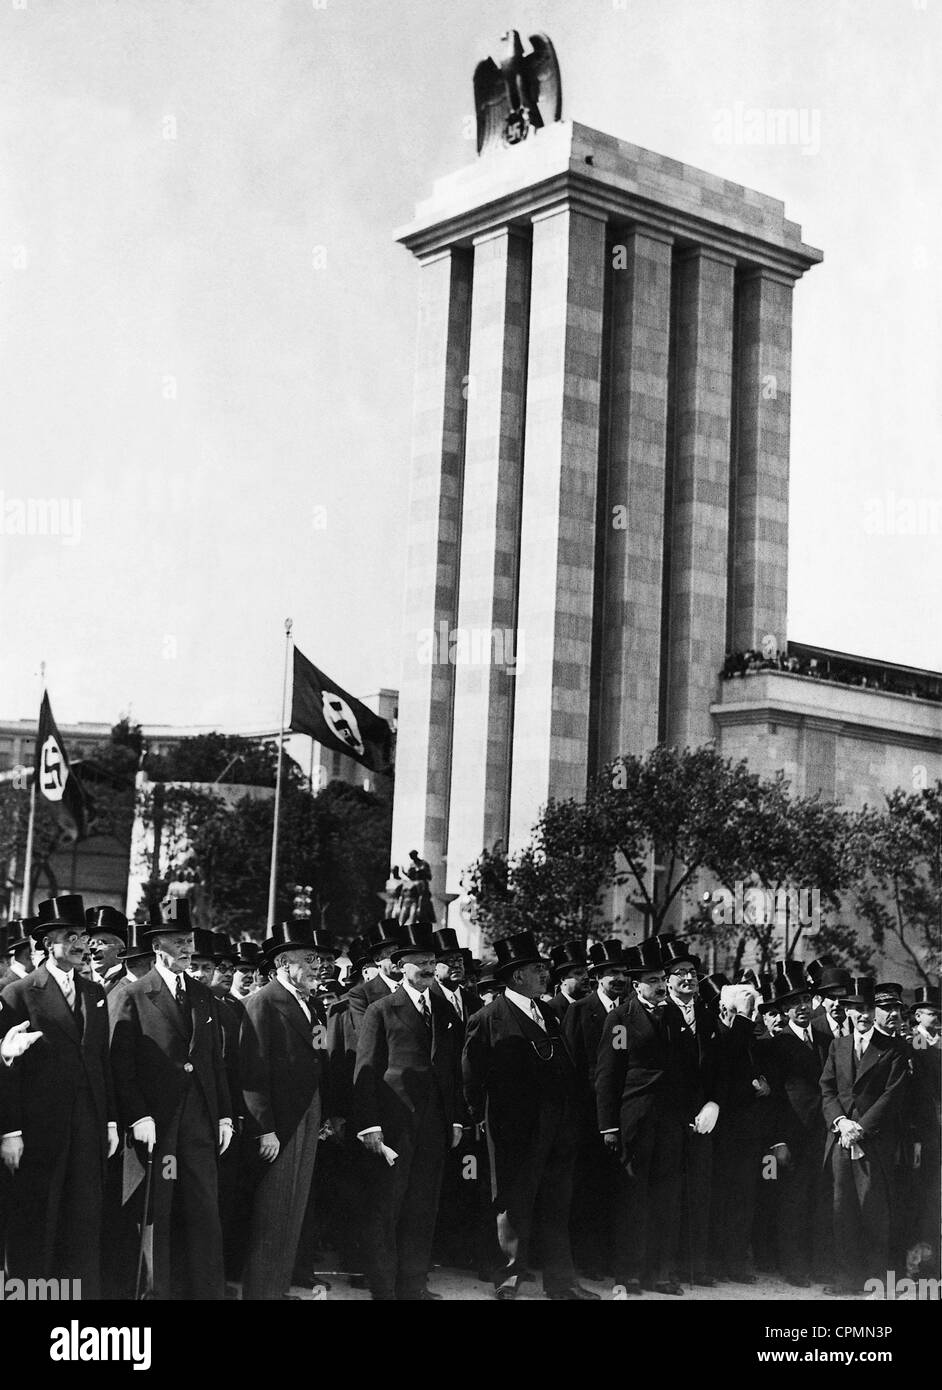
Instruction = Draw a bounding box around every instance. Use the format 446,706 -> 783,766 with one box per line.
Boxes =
271,979 -> 315,1047
391,986 -> 430,1046
32,965 -> 80,1042
502,993 -> 550,1045
145,968 -> 188,1040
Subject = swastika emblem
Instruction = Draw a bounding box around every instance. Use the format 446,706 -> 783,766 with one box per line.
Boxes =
40,735 -> 68,801
322,693 -> 364,757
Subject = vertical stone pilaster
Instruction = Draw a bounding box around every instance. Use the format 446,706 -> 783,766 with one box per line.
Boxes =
445,227 -> 530,896
390,249 -> 472,899
730,269 -> 794,651
665,249 -> 736,749
508,204 -> 607,849
598,228 -> 673,764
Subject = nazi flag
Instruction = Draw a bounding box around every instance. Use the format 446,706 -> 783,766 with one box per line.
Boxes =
34,691 -> 88,840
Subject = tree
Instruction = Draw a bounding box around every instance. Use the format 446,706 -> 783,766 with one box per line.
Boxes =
847,783 -> 942,983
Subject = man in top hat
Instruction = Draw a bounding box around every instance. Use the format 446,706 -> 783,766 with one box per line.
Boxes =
560,938 -> 629,1281
210,933 -> 236,997
462,931 -> 597,1301
431,927 -> 484,1036
346,921 -> 406,1024
429,926 -> 485,1272
0,894 -> 118,1299
239,919 -> 334,1300
229,941 -> 263,1002
85,906 -> 129,997
709,980 -> 773,1283
596,936 -> 696,1298
819,978 -> 910,1294
809,966 -> 853,1050
545,941 -> 591,1021
906,984 -> 940,1271
105,921 -> 156,1026
660,939 -> 724,1287
109,896 -> 232,1300
763,960 -> 833,1287
477,969 -> 504,1006
353,924 -> 464,1300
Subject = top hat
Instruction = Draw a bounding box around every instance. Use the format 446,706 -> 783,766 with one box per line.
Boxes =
145,896 -> 193,938
118,920 -> 155,961
431,927 -> 463,959
805,955 -> 837,989
390,924 -> 436,963
212,932 -> 236,963
623,938 -> 665,976
460,947 -> 475,973
549,940 -> 588,979
2,919 -> 38,955
587,940 -> 626,975
85,906 -> 129,943
263,919 -> 316,961
844,977 -> 876,1010
233,940 -> 264,970
363,921 -> 405,958
190,928 -> 218,959
813,966 -> 853,1000
34,894 -> 87,938
911,984 -> 941,1010
771,960 -> 813,1006
346,935 -> 374,971
660,938 -> 702,975
699,972 -> 729,1006
493,931 -> 548,978
311,927 -> 338,957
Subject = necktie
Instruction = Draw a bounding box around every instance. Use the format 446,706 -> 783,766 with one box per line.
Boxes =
417,994 -> 431,1030
856,1037 -> 866,1064
531,1003 -> 546,1032
61,973 -> 75,1009
803,1028 -> 813,1047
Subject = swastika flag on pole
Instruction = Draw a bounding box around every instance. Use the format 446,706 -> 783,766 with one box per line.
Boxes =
34,691 -> 88,840
289,647 -> 392,774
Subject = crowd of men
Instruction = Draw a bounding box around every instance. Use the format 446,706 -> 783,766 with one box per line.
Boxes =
0,894 -> 938,1301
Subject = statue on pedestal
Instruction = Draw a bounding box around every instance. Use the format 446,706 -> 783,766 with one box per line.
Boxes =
398,850 -> 435,927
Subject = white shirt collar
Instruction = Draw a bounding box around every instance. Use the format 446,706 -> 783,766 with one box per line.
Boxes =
505,986 -> 540,1018
10,960 -> 29,978
597,985 -> 616,1013
155,957 -> 184,995
855,1026 -> 875,1050
916,1025 -> 939,1046
379,970 -> 399,992
279,974 -> 312,1019
789,1020 -> 813,1041
401,979 -> 430,1010
46,957 -> 74,986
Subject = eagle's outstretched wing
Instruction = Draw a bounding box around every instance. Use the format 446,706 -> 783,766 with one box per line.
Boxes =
525,32 -> 562,132
474,56 -> 509,155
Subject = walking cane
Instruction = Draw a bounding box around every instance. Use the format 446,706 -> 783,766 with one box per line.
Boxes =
135,1144 -> 155,1301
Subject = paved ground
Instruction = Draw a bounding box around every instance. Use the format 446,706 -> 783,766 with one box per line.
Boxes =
279,1266 -> 867,1302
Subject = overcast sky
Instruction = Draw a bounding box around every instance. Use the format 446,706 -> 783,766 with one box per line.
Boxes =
1,0 -> 939,730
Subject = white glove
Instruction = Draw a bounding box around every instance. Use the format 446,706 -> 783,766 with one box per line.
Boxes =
1,1021 -> 43,1063
218,1120 -> 233,1155
693,1101 -> 719,1134
1,1135 -> 24,1173
107,1122 -> 119,1159
132,1118 -> 157,1151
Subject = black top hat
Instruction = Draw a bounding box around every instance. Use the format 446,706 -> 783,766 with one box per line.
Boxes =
311,927 -> 338,957
85,905 -> 129,943
212,932 -> 236,963
346,935 -> 374,970
145,896 -> 193,939
460,947 -> 475,971
660,938 -> 701,975
3,919 -> 38,954
844,977 -> 876,1010
431,927 -> 462,958
805,955 -> 837,989
813,966 -> 853,999
912,984 -> 941,1010
623,938 -> 665,976
233,941 -> 264,969
549,940 -> 588,978
391,924 -> 436,963
119,920 -> 155,961
493,931 -> 548,978
699,972 -> 729,1006
263,920 -> 316,961
363,921 -> 405,957
35,894 -> 86,937
771,960 -> 813,1006
586,940 -> 625,975
190,928 -> 218,959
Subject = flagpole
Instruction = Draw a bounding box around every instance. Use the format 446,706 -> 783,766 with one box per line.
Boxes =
267,618 -> 293,930
19,659 -> 45,916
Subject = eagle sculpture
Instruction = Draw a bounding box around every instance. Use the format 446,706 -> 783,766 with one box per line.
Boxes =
473,30 -> 562,155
